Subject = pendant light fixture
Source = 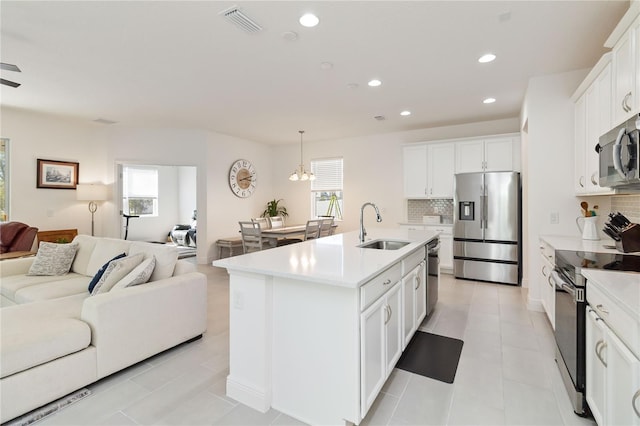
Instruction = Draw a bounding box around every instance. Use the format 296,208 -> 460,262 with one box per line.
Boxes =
289,130 -> 315,181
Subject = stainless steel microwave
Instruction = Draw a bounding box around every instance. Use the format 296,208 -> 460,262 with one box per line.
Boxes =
597,114 -> 640,189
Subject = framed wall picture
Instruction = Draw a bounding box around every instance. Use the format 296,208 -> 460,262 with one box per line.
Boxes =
36,159 -> 79,189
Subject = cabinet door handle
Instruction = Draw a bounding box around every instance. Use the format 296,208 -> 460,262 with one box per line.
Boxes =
596,304 -> 609,315
384,305 -> 391,325
590,172 -> 598,186
579,176 -> 585,188
632,389 -> 640,419
596,340 -> 608,367
548,275 -> 554,288
542,265 -> 548,276
383,279 -> 392,286
415,274 -> 421,290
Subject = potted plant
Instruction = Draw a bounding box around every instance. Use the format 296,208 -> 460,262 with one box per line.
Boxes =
262,199 -> 289,219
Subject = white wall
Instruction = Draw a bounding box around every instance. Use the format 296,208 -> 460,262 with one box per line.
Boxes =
178,166 -> 197,225
520,69 -> 589,309
1,107 -> 109,235
271,118 -> 521,233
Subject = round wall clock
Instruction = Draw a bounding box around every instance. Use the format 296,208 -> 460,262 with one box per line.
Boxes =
229,159 -> 257,198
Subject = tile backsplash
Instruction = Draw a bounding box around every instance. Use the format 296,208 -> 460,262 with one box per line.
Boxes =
407,199 -> 454,224
611,195 -> 640,223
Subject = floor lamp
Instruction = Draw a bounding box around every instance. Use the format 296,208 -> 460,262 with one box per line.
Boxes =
76,184 -> 108,236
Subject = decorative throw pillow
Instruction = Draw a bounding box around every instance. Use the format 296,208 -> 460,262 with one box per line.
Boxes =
111,256 -> 156,291
90,253 -> 145,295
27,242 -> 79,276
87,252 -> 127,293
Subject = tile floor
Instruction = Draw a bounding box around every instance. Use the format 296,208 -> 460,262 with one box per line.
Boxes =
33,265 -> 597,426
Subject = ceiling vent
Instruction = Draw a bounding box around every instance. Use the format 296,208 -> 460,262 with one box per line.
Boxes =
220,6 -> 263,33
374,115 -> 386,121
93,118 -> 117,125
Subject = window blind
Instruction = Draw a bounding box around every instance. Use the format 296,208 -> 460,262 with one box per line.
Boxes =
311,158 -> 343,191
123,167 -> 158,198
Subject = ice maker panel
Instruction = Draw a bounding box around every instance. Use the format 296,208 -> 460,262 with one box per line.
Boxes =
459,201 -> 474,221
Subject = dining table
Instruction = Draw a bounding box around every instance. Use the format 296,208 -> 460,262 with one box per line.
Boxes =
261,224 -> 307,247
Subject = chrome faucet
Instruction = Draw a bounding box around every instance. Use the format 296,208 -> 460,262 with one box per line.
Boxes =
359,202 -> 382,242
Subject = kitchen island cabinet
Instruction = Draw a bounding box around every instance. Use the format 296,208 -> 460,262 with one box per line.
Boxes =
213,229 -> 438,425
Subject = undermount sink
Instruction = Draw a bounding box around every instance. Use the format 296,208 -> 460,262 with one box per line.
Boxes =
358,239 -> 410,250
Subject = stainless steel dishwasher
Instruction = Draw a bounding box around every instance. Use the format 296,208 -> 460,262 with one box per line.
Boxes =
426,238 -> 440,316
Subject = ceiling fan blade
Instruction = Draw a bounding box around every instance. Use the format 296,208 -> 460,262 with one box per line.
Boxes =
1,78 -> 21,88
0,63 -> 21,72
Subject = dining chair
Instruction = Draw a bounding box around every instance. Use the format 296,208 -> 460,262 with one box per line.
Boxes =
239,221 -> 264,253
304,219 -> 323,240
269,215 -> 285,229
319,217 -> 335,237
252,217 -> 270,229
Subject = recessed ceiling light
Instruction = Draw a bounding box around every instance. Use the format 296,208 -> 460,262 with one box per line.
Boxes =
299,13 -> 319,27
478,53 -> 496,63
282,31 -> 298,41
368,79 -> 382,87
400,110 -> 411,116
320,61 -> 333,70
483,97 -> 496,104
347,83 -> 359,89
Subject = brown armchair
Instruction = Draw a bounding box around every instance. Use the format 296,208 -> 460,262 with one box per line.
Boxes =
0,221 -> 38,253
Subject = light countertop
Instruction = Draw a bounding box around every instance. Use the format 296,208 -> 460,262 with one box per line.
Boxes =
540,235 -> 623,254
212,228 -> 438,288
583,269 -> 640,322
398,222 -> 453,227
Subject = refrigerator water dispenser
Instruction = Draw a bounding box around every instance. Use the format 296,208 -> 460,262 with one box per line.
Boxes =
459,201 -> 474,221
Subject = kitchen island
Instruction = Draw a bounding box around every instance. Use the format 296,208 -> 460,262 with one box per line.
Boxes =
213,228 -> 438,425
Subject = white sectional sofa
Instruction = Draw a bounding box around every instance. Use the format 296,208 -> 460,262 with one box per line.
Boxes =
0,235 -> 208,423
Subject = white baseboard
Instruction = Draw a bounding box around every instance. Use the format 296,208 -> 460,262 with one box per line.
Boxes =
527,296 -> 544,312
226,376 -> 271,413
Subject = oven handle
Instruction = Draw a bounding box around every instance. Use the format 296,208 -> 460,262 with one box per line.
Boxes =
613,127 -> 628,179
551,270 -> 584,303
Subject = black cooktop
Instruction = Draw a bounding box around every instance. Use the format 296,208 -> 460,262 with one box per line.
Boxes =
555,250 -> 640,274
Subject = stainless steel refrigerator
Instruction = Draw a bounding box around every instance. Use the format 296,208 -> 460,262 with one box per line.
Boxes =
453,171 -> 521,285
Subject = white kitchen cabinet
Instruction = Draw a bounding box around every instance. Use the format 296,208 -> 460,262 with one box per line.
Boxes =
360,281 -> 402,417
403,143 -> 455,198
586,282 -> 640,426
425,225 -> 453,272
403,145 -> 428,198
427,143 -> 455,198
586,308 -> 607,426
402,261 -> 426,347
538,241 -> 555,328
455,136 -> 518,174
574,56 -> 615,196
612,16 -> 638,125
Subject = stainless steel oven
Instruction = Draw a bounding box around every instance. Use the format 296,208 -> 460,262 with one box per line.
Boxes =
553,250 -> 640,416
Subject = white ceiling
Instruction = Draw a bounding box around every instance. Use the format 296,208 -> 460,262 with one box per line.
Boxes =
0,1 -> 628,145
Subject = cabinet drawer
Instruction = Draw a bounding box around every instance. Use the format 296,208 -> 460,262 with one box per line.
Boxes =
588,284 -> 639,357
360,263 -> 402,311
425,225 -> 452,235
403,248 -> 425,276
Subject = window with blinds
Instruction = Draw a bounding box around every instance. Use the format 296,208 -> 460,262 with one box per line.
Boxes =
311,158 -> 343,220
122,166 -> 159,216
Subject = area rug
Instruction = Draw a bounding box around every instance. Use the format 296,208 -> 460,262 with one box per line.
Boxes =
5,388 -> 91,426
395,331 -> 464,384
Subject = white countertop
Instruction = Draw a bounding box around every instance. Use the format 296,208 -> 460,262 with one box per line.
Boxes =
212,228 -> 438,288
398,222 -> 453,227
583,269 -> 640,322
540,235 -> 623,254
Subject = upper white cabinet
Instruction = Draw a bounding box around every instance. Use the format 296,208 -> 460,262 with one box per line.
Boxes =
455,136 -> 519,174
574,55 -> 614,196
427,143 -> 455,198
611,15 -> 640,125
402,143 -> 454,198
403,145 -> 428,198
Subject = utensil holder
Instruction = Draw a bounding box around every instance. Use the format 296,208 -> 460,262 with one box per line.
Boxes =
616,223 -> 640,253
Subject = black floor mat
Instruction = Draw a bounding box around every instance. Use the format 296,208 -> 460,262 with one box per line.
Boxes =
395,331 -> 464,384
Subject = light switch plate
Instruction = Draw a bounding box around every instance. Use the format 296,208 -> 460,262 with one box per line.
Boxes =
550,211 -> 559,224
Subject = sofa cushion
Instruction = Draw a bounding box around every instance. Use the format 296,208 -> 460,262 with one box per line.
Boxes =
0,273 -> 79,301
111,256 -> 156,291
0,294 -> 89,378
87,252 -> 126,293
91,253 -> 144,295
27,242 -> 78,276
129,242 -> 178,281
85,238 -> 132,277
69,235 -> 98,275
0,317 -> 91,378
14,276 -> 91,304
